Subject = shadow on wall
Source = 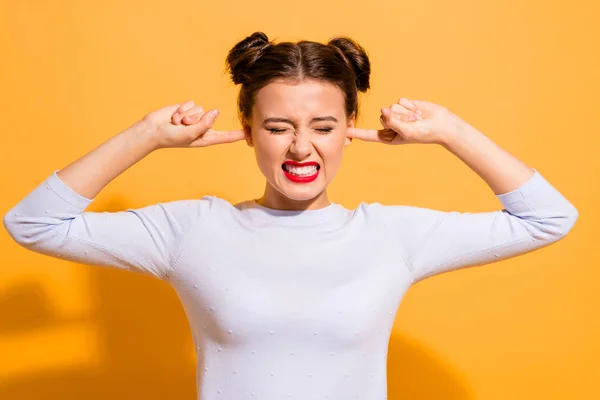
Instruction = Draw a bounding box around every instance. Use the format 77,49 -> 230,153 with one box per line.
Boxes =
0,286 -> 475,399
0,270 -> 196,399
0,199 -> 473,400
0,197 -> 197,399
387,332 -> 474,400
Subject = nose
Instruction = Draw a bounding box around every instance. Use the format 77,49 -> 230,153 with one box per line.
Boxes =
289,130 -> 313,159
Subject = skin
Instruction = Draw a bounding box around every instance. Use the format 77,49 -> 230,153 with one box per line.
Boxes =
243,79 -> 353,211
55,79 -> 534,214
169,80 -> 534,209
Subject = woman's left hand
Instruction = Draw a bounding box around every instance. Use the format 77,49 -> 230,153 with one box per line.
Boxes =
347,98 -> 465,145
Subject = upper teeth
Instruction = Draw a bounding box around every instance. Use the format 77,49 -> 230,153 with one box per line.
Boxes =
285,165 -> 318,175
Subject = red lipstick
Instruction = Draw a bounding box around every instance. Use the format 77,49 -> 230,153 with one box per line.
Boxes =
282,160 -> 320,183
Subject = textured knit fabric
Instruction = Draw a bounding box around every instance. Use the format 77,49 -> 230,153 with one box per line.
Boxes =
3,169 -> 578,400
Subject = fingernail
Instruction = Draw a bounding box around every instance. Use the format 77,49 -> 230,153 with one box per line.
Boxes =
381,108 -> 390,116
416,109 -> 422,115
210,109 -> 219,118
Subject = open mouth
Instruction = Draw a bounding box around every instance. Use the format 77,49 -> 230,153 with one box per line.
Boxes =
281,161 -> 321,183
281,163 -> 320,177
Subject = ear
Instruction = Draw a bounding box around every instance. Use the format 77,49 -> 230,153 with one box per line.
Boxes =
344,113 -> 355,147
242,120 -> 253,148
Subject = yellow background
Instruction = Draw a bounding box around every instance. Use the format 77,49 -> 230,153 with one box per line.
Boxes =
1,0 -> 598,399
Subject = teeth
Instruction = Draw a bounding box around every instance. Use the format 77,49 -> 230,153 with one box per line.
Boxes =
284,164 -> 318,176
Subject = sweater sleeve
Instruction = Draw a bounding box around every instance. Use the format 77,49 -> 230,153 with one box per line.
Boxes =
381,169 -> 579,285
3,171 -> 213,280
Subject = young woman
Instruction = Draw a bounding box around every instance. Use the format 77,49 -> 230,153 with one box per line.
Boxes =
4,32 -> 578,399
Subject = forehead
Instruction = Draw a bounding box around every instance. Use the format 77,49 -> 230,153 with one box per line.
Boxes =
252,79 -> 346,119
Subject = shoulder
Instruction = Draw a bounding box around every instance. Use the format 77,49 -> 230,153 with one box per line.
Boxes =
351,201 -> 448,226
351,200 -> 435,216
133,195 -> 227,229
153,195 -> 256,224
155,195 -> 239,217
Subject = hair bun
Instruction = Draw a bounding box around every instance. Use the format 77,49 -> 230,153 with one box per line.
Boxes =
226,32 -> 271,85
328,37 -> 371,92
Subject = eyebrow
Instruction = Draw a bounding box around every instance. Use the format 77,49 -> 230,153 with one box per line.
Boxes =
263,116 -> 338,125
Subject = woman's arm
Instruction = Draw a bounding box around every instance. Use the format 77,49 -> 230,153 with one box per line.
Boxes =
54,101 -> 237,199
3,101 -> 235,279
440,121 -> 535,195
350,98 -> 578,284
56,119 -> 158,199
382,168 -> 578,285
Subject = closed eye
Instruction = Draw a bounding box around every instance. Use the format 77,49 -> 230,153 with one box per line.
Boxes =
267,127 -> 334,135
267,128 -> 287,134
316,128 -> 333,134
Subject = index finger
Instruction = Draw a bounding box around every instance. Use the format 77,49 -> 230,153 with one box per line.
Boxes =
189,129 -> 247,146
347,127 -> 386,142
215,129 -> 247,144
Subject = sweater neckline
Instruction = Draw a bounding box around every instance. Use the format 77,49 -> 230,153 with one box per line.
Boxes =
240,199 -> 348,227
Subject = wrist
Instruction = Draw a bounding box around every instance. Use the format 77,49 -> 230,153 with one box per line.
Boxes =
438,115 -> 475,149
122,119 -> 162,153
130,118 -> 163,152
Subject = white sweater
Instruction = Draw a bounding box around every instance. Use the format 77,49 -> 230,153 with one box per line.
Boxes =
3,169 -> 578,399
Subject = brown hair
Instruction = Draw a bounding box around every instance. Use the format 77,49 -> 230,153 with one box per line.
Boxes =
225,32 -> 371,125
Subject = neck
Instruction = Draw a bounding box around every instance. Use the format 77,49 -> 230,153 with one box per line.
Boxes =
256,182 -> 331,211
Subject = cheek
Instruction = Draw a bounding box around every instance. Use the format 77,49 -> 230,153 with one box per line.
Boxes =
252,133 -> 345,171
253,138 -> 285,171
318,140 -> 345,174
320,134 -> 346,156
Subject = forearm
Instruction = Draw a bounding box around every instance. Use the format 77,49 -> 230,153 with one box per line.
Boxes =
56,120 -> 158,199
440,121 -> 535,195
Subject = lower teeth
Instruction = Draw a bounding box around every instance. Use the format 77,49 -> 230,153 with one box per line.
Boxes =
283,165 -> 318,177
290,172 -> 314,177
285,169 -> 316,177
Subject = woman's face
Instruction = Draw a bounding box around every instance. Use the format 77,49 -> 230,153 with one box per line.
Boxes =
244,79 -> 353,210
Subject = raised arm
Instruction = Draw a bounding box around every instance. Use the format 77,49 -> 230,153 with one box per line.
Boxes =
3,101 -> 245,279
383,169 -> 577,284
349,98 -> 578,284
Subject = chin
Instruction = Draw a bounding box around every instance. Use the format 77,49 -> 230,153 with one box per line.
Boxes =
281,188 -> 324,202
274,175 -> 327,202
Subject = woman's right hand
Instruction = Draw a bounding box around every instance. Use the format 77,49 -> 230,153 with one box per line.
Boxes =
143,100 -> 246,149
